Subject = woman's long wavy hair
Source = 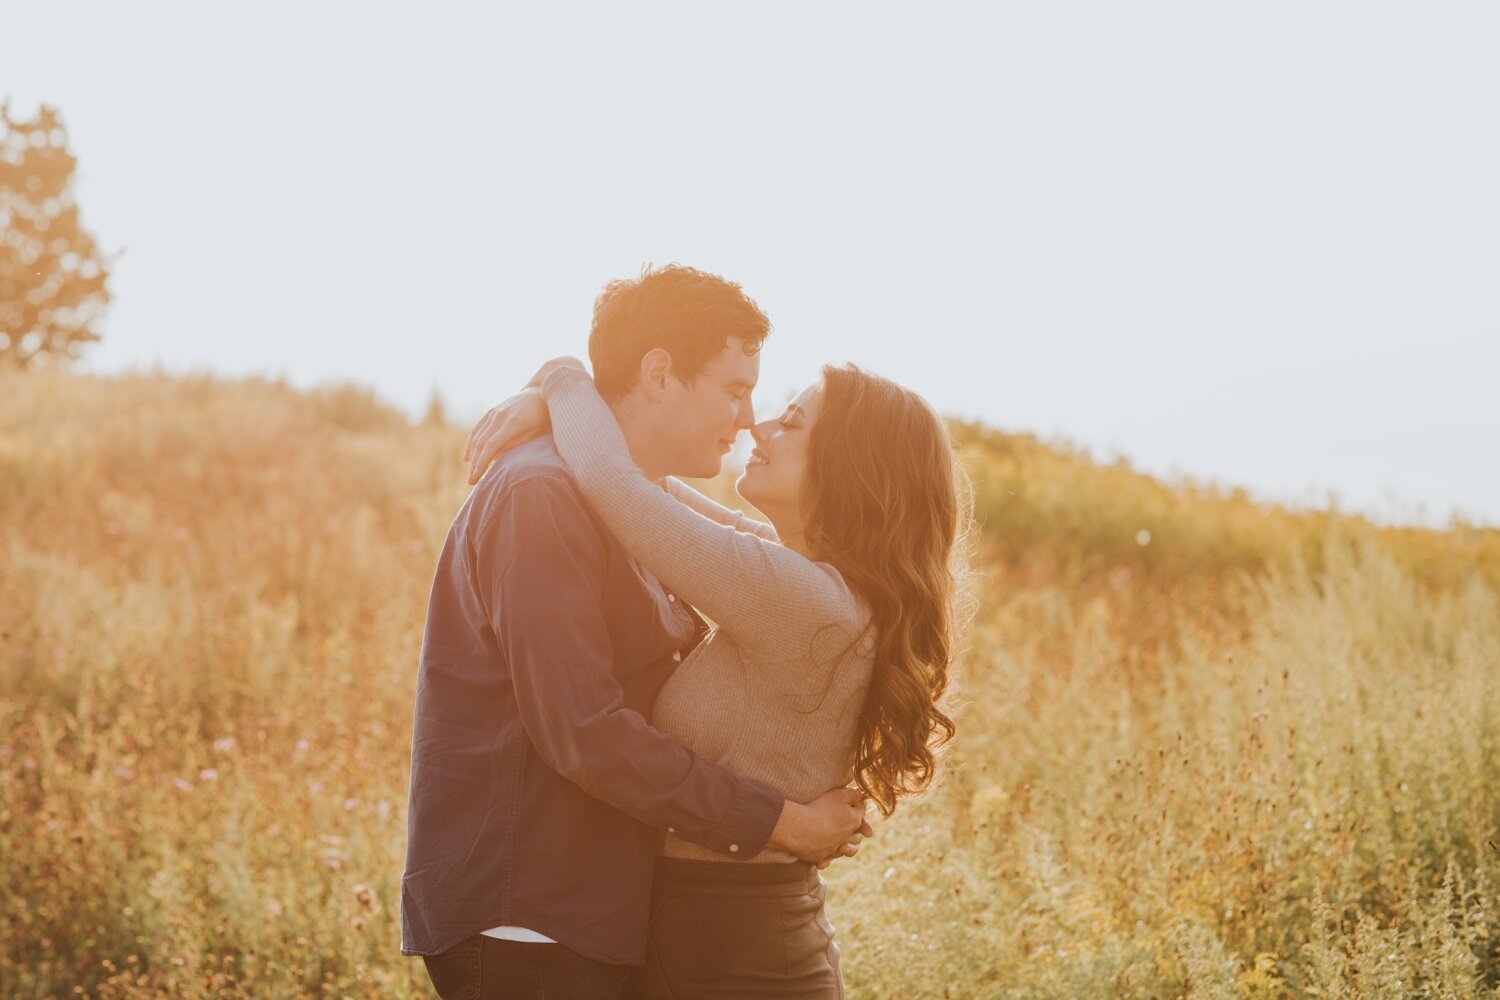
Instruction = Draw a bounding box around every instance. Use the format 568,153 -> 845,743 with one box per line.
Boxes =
802,365 -> 974,817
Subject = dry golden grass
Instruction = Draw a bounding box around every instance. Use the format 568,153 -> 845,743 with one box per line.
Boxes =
2,372 -> 1497,998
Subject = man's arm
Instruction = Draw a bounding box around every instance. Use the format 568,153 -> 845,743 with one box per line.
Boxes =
479,474 -> 860,860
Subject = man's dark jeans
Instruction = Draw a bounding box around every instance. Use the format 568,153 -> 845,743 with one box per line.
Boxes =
422,934 -> 629,999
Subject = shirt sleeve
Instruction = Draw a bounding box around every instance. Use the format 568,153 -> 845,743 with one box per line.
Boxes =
664,478 -> 780,543
541,366 -> 863,659
474,473 -> 783,859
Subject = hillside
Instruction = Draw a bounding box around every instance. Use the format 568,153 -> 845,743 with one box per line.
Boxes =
3,372 -> 1498,998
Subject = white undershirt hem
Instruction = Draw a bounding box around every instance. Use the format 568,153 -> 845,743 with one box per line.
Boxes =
481,926 -> 557,944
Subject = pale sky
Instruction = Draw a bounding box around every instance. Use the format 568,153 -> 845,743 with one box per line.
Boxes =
7,3 -> 1497,526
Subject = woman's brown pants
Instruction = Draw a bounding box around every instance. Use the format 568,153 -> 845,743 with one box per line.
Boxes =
628,857 -> 844,1000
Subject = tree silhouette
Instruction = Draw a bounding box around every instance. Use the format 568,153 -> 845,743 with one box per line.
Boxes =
0,102 -> 111,369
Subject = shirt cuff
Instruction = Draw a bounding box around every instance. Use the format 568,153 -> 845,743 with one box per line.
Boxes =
705,780 -> 783,861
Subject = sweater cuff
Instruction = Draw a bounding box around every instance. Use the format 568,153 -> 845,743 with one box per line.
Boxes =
539,363 -> 590,400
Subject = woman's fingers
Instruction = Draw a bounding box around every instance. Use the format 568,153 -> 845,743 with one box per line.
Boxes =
476,425 -> 511,482
814,838 -> 863,870
469,428 -> 499,484
467,416 -> 495,483
464,408 -> 498,464
472,415 -> 528,484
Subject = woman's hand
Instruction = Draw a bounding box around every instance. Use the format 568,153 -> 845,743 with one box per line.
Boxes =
464,358 -> 589,485
463,388 -> 550,485
815,816 -> 875,870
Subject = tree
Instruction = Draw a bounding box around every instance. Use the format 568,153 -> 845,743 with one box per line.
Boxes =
0,102 -> 111,369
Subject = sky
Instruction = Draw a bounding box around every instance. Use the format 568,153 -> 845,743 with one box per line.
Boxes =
6,2 -> 1497,526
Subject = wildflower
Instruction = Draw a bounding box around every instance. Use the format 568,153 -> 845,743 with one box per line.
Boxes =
200,768 -> 219,781
343,798 -> 357,811
213,737 -> 237,753
1135,529 -> 1152,546
174,778 -> 193,792
295,739 -> 310,754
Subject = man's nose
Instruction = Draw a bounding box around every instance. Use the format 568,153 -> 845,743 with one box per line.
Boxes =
736,397 -> 756,430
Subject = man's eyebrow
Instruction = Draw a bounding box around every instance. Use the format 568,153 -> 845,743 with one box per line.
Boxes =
727,378 -> 757,390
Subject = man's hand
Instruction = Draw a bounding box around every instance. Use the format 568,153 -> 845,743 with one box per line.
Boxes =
767,787 -> 871,863
464,388 -> 549,485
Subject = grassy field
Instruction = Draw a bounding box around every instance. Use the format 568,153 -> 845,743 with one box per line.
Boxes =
3,372 -> 1498,998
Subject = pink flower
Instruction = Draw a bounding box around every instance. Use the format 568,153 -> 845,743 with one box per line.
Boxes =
213,738 -> 237,753
200,768 -> 219,782
174,778 -> 193,792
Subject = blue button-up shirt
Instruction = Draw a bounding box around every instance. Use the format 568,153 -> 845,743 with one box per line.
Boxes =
400,436 -> 783,964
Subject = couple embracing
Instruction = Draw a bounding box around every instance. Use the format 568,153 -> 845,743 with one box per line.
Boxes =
401,265 -> 970,998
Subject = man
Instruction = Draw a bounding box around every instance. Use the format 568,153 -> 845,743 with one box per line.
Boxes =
401,265 -> 867,999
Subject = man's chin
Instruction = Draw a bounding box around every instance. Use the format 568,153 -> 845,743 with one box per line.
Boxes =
684,458 -> 724,480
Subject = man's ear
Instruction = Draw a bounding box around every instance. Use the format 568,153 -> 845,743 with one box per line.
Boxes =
638,348 -> 673,401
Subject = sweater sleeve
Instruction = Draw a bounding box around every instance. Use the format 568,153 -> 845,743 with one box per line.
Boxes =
664,478 -> 779,543
540,366 -> 858,659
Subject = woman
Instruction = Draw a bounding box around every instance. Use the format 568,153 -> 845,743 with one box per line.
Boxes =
467,356 -> 969,999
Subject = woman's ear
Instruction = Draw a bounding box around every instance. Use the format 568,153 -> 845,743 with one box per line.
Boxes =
638,348 -> 673,401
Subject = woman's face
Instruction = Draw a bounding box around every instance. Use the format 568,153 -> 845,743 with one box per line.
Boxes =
737,382 -> 821,513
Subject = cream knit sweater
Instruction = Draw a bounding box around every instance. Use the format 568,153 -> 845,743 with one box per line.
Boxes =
541,366 -> 875,863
